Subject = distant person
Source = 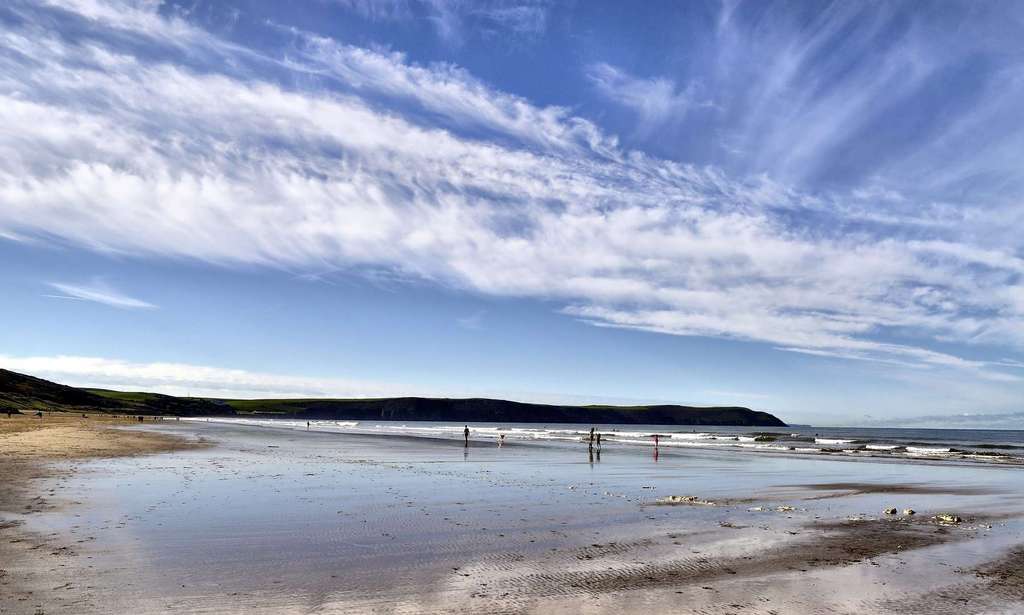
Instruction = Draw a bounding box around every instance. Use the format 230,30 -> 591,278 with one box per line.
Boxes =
499,434 -> 505,447
596,432 -> 602,451
589,427 -> 595,448
653,434 -> 659,448
6,409 -> 11,418
464,425 -> 470,446
306,421 -> 310,430
36,411 -> 43,419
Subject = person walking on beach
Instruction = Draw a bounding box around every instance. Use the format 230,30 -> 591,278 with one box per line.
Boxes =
589,427 -> 595,451
306,421 -> 310,430
499,434 -> 505,447
596,432 -> 602,451
653,434 -> 659,448
464,425 -> 470,446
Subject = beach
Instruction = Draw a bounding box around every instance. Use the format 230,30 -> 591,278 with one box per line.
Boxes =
2,417 -> 1024,614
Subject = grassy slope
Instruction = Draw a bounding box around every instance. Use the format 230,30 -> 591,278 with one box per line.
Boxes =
212,397 -> 786,426
4,370 -> 786,426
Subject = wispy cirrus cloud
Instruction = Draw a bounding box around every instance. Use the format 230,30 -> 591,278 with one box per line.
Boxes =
587,62 -> 713,135
332,0 -> 551,45
0,0 -> 1022,390
45,281 -> 156,310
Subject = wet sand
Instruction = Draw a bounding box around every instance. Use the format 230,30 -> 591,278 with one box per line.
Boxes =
2,417 -> 1024,614
0,415 -> 205,612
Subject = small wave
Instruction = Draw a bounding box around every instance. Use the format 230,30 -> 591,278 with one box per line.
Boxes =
669,433 -> 717,441
815,438 -> 857,445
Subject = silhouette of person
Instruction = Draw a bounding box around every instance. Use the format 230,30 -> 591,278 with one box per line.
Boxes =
596,432 -> 602,451
464,425 -> 470,446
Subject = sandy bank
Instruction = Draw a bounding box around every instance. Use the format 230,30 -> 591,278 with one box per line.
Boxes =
0,414 -> 205,613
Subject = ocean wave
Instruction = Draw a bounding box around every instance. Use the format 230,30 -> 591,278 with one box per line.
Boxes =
905,446 -> 953,454
178,418 -> 1024,466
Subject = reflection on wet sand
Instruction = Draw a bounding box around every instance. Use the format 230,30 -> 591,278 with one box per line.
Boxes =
2,419 -> 1023,614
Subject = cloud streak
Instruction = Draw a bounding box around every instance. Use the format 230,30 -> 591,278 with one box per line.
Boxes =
0,354 -> 423,399
587,63 -> 712,135
45,281 -> 156,310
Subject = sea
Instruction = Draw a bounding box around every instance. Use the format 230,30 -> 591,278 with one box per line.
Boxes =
181,417 -> 1024,465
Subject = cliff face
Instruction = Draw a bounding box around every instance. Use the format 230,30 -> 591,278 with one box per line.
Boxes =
0,369 -> 786,426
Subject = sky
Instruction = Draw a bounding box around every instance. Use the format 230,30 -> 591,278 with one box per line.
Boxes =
1,0 -> 1024,426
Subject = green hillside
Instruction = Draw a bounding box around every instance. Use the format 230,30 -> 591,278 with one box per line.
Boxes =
1,369 -> 786,426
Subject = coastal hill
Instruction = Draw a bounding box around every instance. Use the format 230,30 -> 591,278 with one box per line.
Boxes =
0,369 -> 224,416
0,369 -> 786,426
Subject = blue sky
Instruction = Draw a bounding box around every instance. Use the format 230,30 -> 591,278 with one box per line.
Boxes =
2,0 -> 1024,426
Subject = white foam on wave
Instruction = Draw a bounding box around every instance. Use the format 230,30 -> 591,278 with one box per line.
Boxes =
670,432 -> 718,441
177,418 -> 1024,466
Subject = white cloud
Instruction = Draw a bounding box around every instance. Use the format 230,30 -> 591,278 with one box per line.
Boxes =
587,62 -> 713,134
45,281 -> 156,310
331,0 -> 550,45
0,0 -> 1022,387
0,354 -> 421,399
